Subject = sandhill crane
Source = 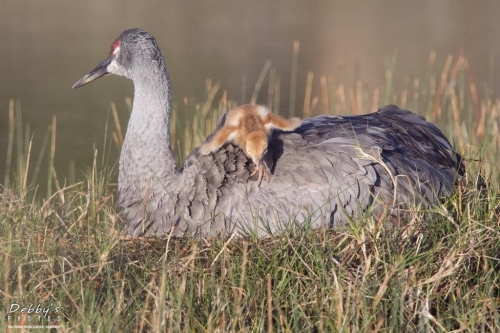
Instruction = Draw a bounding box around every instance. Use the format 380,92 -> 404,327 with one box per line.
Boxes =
72,28 -> 464,237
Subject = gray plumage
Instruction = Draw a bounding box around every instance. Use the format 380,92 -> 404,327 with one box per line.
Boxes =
73,28 -> 464,237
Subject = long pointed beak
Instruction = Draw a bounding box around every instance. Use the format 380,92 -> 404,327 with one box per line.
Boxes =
72,57 -> 112,89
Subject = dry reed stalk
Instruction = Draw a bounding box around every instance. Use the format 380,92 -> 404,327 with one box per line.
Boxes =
91,149 -> 97,219
251,60 -> 272,105
222,245 -> 227,282
326,76 -> 335,115
273,74 -> 281,113
476,101 -> 487,140
464,59 -> 478,106
231,241 -> 249,331
423,250 -> 463,286
176,140 -> 181,163
373,317 -> 386,333
372,270 -> 394,309
3,233 -> 11,299
22,134 -> 32,191
138,275 -> 154,332
205,117 -> 211,137
47,115 -> 57,199
356,79 -> 363,113
211,109 -> 218,136
427,75 -> 436,118
242,75 -> 247,103
289,41 -> 300,117
155,268 -> 168,333
320,75 -> 329,113
206,78 -> 212,97
15,102 -> 23,181
184,120 -> 190,158
450,90 -> 465,153
303,72 -> 314,118
111,102 -> 124,146
459,87 -> 465,110
125,96 -> 132,112
23,123 -> 30,184
239,241 -> 248,297
17,264 -> 23,300
4,99 -> 14,188
413,79 -> 420,103
277,305 -> 289,331
37,232 -> 42,253
332,268 -> 343,331
221,90 -> 227,110
457,178 -> 463,216
267,273 -> 273,333
463,58 -> 479,117
349,88 -> 357,115
401,89 -> 408,108
192,112 -> 200,148
493,100 -> 500,152
336,84 -> 346,114
432,54 -> 453,119
372,88 -> 380,112
112,132 -> 120,150
450,52 -> 465,82
267,67 -> 275,110
51,167 -> 63,203
318,310 -> 324,332
450,53 -> 467,109
429,50 -> 436,66
183,96 -> 189,113
203,83 -> 221,117
310,96 -> 319,116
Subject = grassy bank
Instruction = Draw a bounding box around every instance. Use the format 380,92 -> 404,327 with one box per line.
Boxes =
1,49 -> 500,331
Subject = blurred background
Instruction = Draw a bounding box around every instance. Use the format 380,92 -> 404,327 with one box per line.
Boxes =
1,0 -> 500,186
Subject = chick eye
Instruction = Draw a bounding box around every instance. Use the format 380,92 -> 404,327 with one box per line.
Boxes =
247,148 -> 251,153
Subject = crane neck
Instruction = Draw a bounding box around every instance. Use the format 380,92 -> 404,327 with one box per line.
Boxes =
120,63 -> 179,187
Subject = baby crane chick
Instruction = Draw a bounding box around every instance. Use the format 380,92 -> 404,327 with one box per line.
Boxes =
200,105 -> 302,185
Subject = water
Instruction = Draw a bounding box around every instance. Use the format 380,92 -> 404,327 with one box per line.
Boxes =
1,0 -> 500,186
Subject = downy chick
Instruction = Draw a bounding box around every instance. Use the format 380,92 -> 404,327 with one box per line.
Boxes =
200,104 -> 301,185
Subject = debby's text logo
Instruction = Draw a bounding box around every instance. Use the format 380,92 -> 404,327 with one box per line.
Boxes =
6,303 -> 62,324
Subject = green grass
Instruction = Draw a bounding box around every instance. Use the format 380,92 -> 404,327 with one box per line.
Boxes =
1,49 -> 500,332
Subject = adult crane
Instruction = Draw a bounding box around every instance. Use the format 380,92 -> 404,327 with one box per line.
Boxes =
73,28 -> 464,237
